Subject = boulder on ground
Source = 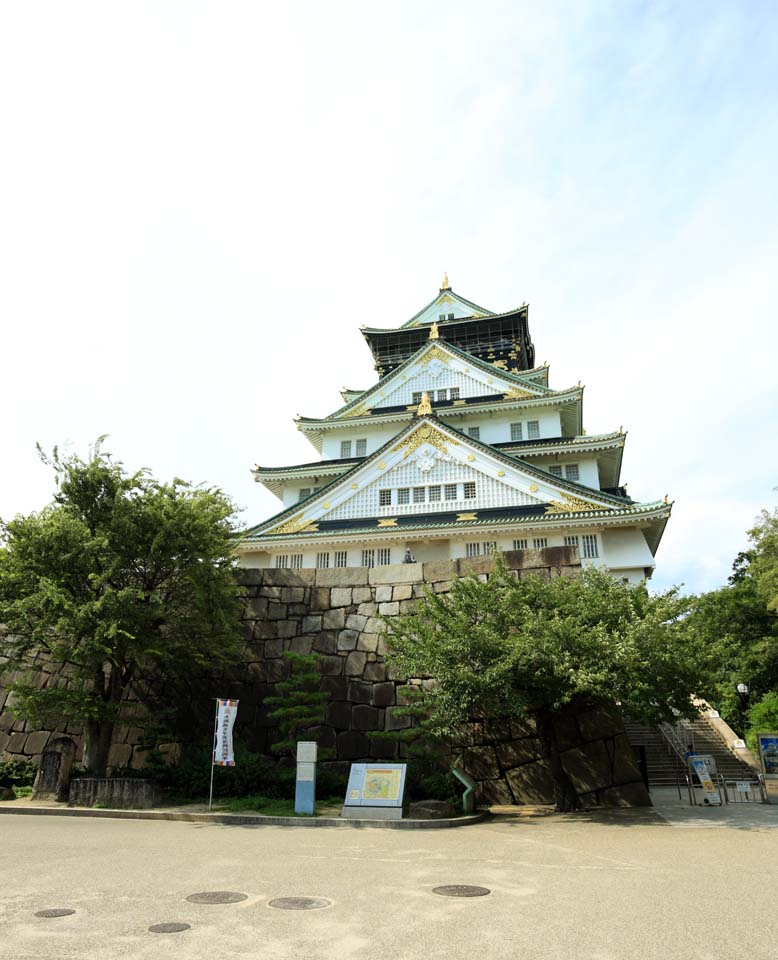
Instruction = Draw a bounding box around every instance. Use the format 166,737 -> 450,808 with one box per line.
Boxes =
408,799 -> 456,819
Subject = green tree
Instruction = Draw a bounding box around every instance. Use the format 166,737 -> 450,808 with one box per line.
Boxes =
749,506 -> 778,612
384,560 -> 703,811
746,692 -> 778,754
0,440 -> 243,777
683,551 -> 778,733
264,652 -> 331,756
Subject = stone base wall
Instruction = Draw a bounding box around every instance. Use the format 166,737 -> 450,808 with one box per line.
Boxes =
0,548 -> 648,805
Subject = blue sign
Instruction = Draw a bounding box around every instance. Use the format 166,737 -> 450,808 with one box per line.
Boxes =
344,763 -> 407,808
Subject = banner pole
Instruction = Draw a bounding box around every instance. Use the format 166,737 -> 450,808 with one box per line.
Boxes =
208,699 -> 219,812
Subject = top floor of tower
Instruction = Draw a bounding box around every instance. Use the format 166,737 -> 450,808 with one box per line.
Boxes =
360,274 -> 535,377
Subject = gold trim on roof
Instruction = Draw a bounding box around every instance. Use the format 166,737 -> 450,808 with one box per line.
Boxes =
441,272 -> 450,290
544,495 -> 605,515
429,321 -> 439,340
377,518 -> 398,527
503,386 -> 539,401
416,392 -> 433,416
268,513 -> 319,535
344,402 -> 372,418
456,512 -> 477,522
419,345 -> 450,367
392,422 -> 459,459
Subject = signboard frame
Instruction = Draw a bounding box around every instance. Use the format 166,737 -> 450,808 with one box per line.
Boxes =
756,733 -> 778,779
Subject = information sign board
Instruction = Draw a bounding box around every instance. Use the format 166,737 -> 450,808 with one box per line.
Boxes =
344,763 -> 407,808
757,733 -> 778,778
690,757 -> 721,805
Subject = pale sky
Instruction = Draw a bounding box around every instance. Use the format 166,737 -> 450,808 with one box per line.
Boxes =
1,1 -> 776,595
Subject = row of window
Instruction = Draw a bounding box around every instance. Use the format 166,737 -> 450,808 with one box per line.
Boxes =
379,482 -> 476,506
549,463 -> 579,481
276,550 -> 392,570
510,420 -> 540,441
275,535 -> 600,569
412,387 -> 461,404
439,312 -> 455,321
340,438 -> 367,459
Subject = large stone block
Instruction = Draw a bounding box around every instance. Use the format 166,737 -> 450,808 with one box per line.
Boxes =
302,615 -> 322,633
422,560 -> 458,582
326,701 -> 352,730
378,601 -> 399,616
357,601 -> 378,617
477,778 -> 515,805
316,567 -> 369,588
605,734 -> 644,786
287,636 -> 314,656
375,585 -> 393,603
312,632 -> 338,655
482,719 -> 512,744
318,655 -> 344,676
345,652 -> 368,676
331,587 -> 353,608
356,633 -> 378,653
496,738 -> 538,769
392,583 -> 413,601
69,777 -> 160,809
352,587 -> 372,604
347,680 -> 371,704
363,662 -> 388,682
276,620 -> 298,639
260,586 -> 283,600
236,569 -> 264,586
560,740 -> 612,795
463,745 -> 500,781
352,704 -> 380,731
254,620 -> 278,640
281,587 -> 306,603
505,760 -> 555,804
336,730 -> 370,760
337,629 -> 360,651
23,730 -> 51,756
368,563 -> 424,585
6,732 -> 26,753
310,587 -> 331,611
267,602 -> 288,621
320,676 -> 348,700
371,682 -> 396,707
369,735 -> 398,759
322,608 -> 346,630
107,742 -> 132,768
244,596 -> 268,619
308,725 -> 336,749
346,613 -> 368,632
577,703 -> 625,742
262,568 -> 316,587
262,638 -> 282,659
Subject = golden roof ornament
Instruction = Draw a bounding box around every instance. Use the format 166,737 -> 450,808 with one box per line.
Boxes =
429,321 -> 439,340
441,272 -> 450,290
416,391 -> 433,416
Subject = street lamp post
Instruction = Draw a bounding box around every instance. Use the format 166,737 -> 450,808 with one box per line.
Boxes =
736,682 -> 750,738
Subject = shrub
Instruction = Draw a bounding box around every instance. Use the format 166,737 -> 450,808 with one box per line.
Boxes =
746,692 -> 778,754
0,758 -> 37,787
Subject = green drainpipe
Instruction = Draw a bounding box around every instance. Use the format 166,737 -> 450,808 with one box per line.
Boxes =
452,765 -> 476,814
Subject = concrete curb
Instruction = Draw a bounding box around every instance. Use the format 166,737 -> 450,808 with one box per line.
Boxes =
0,803 -> 487,830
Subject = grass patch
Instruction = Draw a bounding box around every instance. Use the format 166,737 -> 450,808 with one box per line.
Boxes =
12,785 -> 33,799
217,795 -> 342,817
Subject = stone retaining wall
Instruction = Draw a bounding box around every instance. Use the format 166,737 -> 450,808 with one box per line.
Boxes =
0,548 -> 649,805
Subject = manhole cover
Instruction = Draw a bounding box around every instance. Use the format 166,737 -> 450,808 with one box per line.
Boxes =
149,922 -> 191,934
35,908 -> 76,918
432,885 -> 491,898
186,891 -> 248,904
268,897 -> 331,911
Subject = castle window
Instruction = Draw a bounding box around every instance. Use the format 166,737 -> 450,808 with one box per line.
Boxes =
445,483 -> 458,500
527,420 -> 540,439
316,552 -> 330,568
582,534 -> 599,558
356,439 -> 367,457
275,555 -> 289,569
340,440 -> 352,458
335,550 -> 348,568
467,427 -> 480,440
378,548 -> 391,566
463,482 -> 476,499
484,541 -> 497,554
510,422 -> 523,441
362,549 -> 375,568
533,537 -> 548,550
450,387 -> 460,400
289,554 -> 303,569
413,486 -> 426,503
465,542 -> 481,558
412,391 -> 423,404
548,465 -> 563,477
437,389 -> 448,402
439,314 -> 446,321
564,535 -> 579,548
397,488 -> 410,504
564,463 -> 580,482
428,485 -> 441,501
513,538 -> 528,550
298,487 -> 311,501
448,313 -> 454,320
379,489 -> 392,506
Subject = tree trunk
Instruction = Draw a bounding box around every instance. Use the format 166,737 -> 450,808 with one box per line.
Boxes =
535,708 -> 581,812
82,719 -> 115,777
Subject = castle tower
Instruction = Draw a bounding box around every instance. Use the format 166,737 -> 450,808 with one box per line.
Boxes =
239,281 -> 670,582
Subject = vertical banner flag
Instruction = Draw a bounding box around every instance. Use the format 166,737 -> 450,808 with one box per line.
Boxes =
213,699 -> 239,767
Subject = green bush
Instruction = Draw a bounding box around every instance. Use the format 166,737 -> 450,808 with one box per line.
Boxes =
149,743 -> 294,800
746,692 -> 778,754
0,758 -> 37,787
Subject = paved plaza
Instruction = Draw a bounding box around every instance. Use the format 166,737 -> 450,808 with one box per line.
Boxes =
1,800 -> 777,960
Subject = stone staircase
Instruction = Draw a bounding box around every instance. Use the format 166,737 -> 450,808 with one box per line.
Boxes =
624,715 -> 757,790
